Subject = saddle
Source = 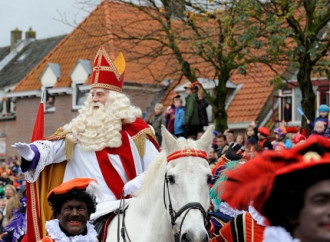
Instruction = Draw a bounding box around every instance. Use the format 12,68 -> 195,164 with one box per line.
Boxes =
93,212 -> 116,242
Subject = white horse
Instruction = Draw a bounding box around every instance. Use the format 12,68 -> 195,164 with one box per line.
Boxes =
106,125 -> 214,242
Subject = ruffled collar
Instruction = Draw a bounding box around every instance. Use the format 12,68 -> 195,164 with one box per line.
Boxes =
263,226 -> 300,242
45,219 -> 98,242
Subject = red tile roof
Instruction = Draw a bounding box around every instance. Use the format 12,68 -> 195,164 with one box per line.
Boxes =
14,1 -> 283,124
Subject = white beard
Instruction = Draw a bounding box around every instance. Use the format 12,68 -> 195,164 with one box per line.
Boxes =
63,91 -> 142,151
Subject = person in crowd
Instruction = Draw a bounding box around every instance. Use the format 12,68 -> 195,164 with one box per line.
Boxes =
212,131 -> 219,150
183,83 -> 200,138
173,96 -> 185,138
208,147 -> 218,170
0,187 -> 26,242
271,125 -> 292,149
39,178 -> 99,242
194,82 -> 209,133
223,129 -> 234,146
309,120 -> 327,137
220,136 -> 330,242
257,127 -> 273,150
307,104 -> 329,130
282,102 -> 292,125
292,133 -> 307,146
234,134 -> 245,147
164,95 -> 180,134
149,103 -> 166,145
3,185 -> 16,202
1,196 -> 20,228
12,46 -> 160,237
216,134 -> 228,158
286,126 -> 299,142
245,124 -> 258,146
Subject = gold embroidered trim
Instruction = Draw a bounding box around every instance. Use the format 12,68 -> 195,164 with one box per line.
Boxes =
91,83 -> 122,93
30,183 -> 41,241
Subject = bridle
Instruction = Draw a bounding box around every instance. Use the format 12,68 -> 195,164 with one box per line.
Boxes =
163,149 -> 210,242
116,149 -> 210,242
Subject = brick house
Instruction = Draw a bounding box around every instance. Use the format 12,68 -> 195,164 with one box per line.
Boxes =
0,1 -> 328,158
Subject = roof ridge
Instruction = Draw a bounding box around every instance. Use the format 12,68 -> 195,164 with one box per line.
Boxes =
14,2 -> 105,92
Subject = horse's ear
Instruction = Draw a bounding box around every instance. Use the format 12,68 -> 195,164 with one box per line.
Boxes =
161,125 -> 177,153
196,125 -> 214,151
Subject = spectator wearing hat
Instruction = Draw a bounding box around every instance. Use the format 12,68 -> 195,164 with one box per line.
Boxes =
39,178 -> 99,242
271,125 -> 292,150
307,104 -> 329,130
257,127 -> 273,150
292,133 -> 306,146
183,83 -> 200,138
220,136 -> 330,242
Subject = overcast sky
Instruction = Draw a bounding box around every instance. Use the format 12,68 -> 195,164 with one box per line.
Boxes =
0,0 -> 101,47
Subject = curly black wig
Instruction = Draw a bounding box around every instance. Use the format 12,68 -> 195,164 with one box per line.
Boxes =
48,189 -> 97,217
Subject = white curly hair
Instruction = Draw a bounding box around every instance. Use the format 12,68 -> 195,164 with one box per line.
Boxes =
64,89 -> 142,151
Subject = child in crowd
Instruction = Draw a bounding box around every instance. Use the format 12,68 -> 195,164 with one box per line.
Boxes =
234,134 -> 245,147
271,125 -> 292,149
173,96 -> 185,138
149,103 -> 166,145
309,120 -> 327,137
307,104 -> 329,130
257,127 -> 273,150
246,124 -> 258,145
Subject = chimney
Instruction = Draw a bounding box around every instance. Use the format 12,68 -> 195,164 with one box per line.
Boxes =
25,27 -> 36,40
10,28 -> 22,51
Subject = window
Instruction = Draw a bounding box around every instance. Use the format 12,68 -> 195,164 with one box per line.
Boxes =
43,87 -> 55,112
72,83 -> 89,110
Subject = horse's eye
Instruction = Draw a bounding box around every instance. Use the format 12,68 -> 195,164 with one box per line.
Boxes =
207,175 -> 212,184
167,175 -> 175,184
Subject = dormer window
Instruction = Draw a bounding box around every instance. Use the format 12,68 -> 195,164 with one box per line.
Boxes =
70,59 -> 92,110
40,63 -> 61,112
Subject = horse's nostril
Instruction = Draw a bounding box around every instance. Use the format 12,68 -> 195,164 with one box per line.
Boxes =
181,232 -> 189,242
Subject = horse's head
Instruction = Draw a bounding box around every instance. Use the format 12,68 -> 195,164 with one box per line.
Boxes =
161,125 -> 213,242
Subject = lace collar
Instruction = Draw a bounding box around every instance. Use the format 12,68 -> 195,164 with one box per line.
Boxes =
45,219 -> 98,242
263,226 -> 300,242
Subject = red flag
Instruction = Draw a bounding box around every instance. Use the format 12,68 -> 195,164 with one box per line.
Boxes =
22,100 -> 45,242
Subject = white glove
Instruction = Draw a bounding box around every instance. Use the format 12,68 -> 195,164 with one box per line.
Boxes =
123,173 -> 145,196
11,142 -> 35,161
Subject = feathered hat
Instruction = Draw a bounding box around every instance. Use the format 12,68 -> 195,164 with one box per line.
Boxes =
47,177 -> 102,201
274,125 -> 287,137
91,46 -> 126,92
219,136 -> 330,225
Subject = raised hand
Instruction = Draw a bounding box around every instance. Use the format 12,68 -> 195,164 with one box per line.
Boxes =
11,142 -> 35,161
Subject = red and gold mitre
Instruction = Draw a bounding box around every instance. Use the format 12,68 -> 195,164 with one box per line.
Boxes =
91,46 -> 126,92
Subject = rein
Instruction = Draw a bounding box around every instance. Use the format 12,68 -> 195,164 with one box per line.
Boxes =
163,149 -> 209,242
116,191 -> 131,242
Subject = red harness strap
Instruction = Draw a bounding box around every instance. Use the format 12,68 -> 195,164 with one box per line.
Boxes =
95,131 -> 137,199
167,149 -> 207,163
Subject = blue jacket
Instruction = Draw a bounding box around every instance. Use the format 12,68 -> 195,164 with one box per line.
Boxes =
174,106 -> 185,135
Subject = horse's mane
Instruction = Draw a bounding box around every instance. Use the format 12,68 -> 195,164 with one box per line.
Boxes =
136,151 -> 166,196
